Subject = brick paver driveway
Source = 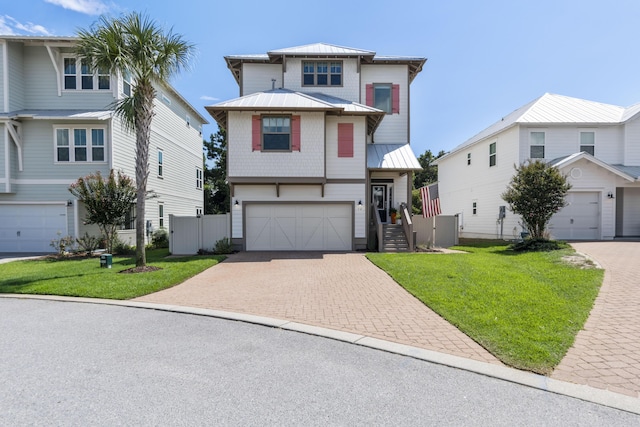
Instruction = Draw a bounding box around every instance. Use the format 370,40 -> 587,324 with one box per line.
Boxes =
136,251 -> 500,365
552,241 -> 640,398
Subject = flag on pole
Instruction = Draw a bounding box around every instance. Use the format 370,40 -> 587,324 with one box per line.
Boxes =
420,183 -> 442,218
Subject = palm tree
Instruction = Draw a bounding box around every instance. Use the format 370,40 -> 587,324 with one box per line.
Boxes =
75,12 -> 194,267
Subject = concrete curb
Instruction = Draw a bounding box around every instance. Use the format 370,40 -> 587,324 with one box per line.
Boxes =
2,293 -> 639,415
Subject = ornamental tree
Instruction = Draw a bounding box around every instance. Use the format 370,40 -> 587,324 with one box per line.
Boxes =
69,170 -> 137,253
502,160 -> 572,239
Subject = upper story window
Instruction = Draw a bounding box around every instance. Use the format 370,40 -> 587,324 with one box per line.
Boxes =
262,116 -> 291,151
122,70 -> 132,96
472,201 -> 478,215
196,167 -> 203,189
467,153 -> 471,165
158,149 -> 164,177
302,61 -> 342,86
489,142 -> 497,167
63,56 -> 111,91
161,93 -> 172,105
530,131 -> 545,159
55,126 -> 106,163
580,131 -> 595,155
366,84 -> 400,114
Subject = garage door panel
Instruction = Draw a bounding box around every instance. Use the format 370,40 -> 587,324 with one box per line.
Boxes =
549,192 -> 600,240
0,205 -> 67,252
246,204 -> 352,251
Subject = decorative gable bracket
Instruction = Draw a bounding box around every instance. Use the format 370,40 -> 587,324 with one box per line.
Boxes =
6,120 -> 24,171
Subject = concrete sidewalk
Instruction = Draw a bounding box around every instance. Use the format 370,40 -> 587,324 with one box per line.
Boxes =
135,251 -> 500,365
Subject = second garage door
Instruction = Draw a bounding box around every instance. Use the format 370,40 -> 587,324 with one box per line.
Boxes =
0,204 -> 67,252
548,192 -> 600,240
245,204 -> 352,251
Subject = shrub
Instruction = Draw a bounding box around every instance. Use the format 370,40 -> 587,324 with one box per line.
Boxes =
50,233 -> 75,256
213,237 -> 234,254
510,238 -> 570,252
111,234 -> 135,255
76,232 -> 101,255
151,228 -> 169,249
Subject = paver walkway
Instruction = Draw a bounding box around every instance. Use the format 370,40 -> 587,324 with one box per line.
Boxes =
136,251 -> 500,365
552,242 -> 640,398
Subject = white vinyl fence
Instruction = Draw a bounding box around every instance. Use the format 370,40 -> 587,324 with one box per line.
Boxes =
413,215 -> 459,248
169,214 -> 230,255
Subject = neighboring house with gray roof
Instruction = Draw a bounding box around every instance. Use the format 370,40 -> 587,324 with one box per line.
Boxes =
0,35 -> 208,252
434,93 -> 640,240
206,43 -> 425,251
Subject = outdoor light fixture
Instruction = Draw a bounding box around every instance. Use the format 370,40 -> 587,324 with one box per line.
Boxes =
607,192 -> 615,199
357,200 -> 363,211
234,200 -> 240,208
67,199 -> 73,207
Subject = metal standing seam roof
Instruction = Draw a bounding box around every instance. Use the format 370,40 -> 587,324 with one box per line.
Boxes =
268,43 -> 376,56
367,144 -> 422,170
0,110 -> 113,120
439,93 -> 637,161
205,89 -> 386,134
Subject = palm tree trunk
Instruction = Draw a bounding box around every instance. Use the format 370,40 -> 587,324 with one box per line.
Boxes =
135,84 -> 156,267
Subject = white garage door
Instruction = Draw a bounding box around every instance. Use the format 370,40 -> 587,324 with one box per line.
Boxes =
246,204 -> 352,251
0,204 -> 67,252
548,192 -> 600,240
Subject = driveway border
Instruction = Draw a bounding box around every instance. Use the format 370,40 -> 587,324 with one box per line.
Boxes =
2,293 -> 639,415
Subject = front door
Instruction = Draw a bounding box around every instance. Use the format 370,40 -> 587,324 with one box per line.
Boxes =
371,184 -> 389,222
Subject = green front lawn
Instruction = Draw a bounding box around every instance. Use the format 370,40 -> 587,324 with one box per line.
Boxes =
367,242 -> 603,374
0,249 -> 225,300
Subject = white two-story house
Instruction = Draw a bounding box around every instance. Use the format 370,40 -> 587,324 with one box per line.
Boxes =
0,35 -> 208,252
435,93 -> 640,241
206,43 -> 425,251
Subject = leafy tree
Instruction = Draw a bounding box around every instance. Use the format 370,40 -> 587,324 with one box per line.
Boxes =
203,129 -> 229,214
413,149 -> 446,188
75,12 -> 194,267
69,170 -> 137,253
502,160 -> 572,239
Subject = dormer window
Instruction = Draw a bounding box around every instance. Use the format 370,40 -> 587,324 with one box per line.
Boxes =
302,61 -> 342,86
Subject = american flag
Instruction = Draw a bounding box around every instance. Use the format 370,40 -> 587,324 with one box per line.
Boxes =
420,183 -> 442,218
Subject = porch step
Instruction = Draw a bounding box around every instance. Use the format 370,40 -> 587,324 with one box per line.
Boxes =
382,224 -> 410,252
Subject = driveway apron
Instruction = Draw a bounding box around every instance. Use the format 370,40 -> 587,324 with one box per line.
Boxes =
552,241 -> 640,398
135,251 -> 500,365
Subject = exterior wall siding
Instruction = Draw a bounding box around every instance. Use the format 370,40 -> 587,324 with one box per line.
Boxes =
283,58 -> 360,101
620,187 -> 640,236
325,116 -> 366,179
8,41 -> 25,111
0,126 -> 5,192
228,111 -> 325,177
242,63 -> 283,95
624,116 -> 640,165
361,64 -> 409,144
0,42 -> 4,110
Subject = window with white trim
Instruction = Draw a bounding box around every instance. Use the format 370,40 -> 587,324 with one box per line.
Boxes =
302,61 -> 342,86
122,69 -> 132,96
158,203 -> 164,228
472,201 -> 477,215
196,167 -> 203,189
158,149 -> 164,177
489,142 -> 497,167
530,131 -> 545,159
467,153 -> 471,165
196,207 -> 203,216
63,56 -> 111,91
55,126 -> 106,163
580,131 -> 595,156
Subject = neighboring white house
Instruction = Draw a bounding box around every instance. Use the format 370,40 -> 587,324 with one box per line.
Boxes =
0,35 -> 208,252
206,43 -> 425,251
435,93 -> 640,241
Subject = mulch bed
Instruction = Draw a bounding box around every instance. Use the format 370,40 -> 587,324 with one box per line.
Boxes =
119,266 -> 162,274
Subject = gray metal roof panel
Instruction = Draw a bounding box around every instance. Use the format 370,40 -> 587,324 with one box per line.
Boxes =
0,109 -> 113,120
367,144 -> 422,170
268,43 -> 375,56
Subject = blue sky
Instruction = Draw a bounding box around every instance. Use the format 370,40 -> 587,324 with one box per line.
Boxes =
3,0 -> 640,155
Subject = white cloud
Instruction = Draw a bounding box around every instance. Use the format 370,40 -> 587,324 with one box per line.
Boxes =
44,0 -> 110,15
0,15 -> 52,36
200,95 -> 220,101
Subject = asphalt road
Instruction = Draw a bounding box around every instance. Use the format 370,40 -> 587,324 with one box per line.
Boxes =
0,299 -> 637,426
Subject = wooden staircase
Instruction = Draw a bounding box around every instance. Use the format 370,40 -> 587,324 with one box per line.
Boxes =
382,224 -> 410,252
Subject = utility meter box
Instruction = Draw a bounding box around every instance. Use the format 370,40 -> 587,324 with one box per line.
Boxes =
100,254 -> 113,269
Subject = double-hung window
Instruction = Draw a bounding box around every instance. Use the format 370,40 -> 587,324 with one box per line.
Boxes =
196,167 -> 203,189
489,142 -> 497,167
158,150 -> 164,177
580,131 -> 595,155
63,56 -> 111,91
55,127 -> 106,163
366,83 -> 400,114
262,116 -> 291,151
530,131 -> 545,159
158,203 -> 164,228
302,61 -> 342,86
467,153 -> 471,165
122,70 -> 132,96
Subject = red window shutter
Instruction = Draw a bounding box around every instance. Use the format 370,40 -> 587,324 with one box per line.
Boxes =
365,84 -> 374,107
392,84 -> 400,114
252,115 -> 261,151
337,123 -> 354,158
291,115 -> 301,151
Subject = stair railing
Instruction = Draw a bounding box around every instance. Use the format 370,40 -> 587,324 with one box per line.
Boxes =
399,202 -> 414,252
